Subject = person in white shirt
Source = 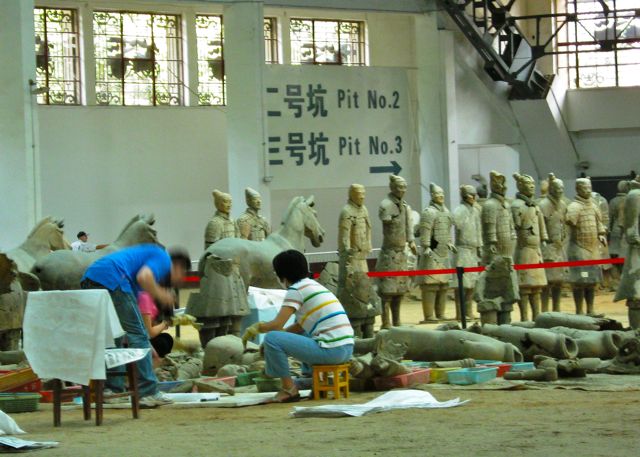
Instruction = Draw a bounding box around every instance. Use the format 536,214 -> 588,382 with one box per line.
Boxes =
71,231 -> 97,252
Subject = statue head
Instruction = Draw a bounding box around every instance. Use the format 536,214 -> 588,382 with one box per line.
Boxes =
489,170 -> 507,196
460,185 -> 477,205
630,179 -> 640,190
245,187 -> 262,211
430,183 -> 445,205
548,173 -> 564,199
213,189 -> 232,214
618,180 -> 630,194
575,177 -> 592,199
389,175 -> 407,199
348,183 -> 366,207
513,173 -> 535,198
539,178 -> 549,198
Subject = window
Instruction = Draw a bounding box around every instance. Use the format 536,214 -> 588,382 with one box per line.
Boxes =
33,7 -> 81,105
264,17 -> 279,64
556,0 -> 640,88
93,11 -> 183,106
195,15 -> 225,105
290,19 -> 365,66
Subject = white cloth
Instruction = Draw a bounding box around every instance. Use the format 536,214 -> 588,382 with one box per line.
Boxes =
104,348 -> 150,369
242,287 -> 292,344
24,290 -> 125,385
70,240 -> 96,252
291,390 -> 468,418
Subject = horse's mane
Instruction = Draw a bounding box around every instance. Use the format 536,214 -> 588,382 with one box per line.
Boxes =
280,196 -> 304,226
116,215 -> 143,239
27,216 -> 54,238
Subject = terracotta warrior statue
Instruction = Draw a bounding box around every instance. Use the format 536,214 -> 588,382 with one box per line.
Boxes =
566,178 -> 607,315
593,190 -> 613,288
338,184 -> 372,274
236,187 -> 271,241
375,175 -> 417,328
538,173 -> 568,312
536,178 -> 549,204
204,190 -> 238,249
481,170 -> 516,265
452,185 -> 482,321
609,180 -> 630,261
511,173 -> 548,321
417,183 -> 455,322
337,184 -> 377,337
614,179 -> 640,328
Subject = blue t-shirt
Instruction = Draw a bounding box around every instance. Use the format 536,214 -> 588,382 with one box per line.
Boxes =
82,244 -> 171,294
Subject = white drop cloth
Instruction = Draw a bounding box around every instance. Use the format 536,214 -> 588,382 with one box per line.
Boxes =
24,290 -> 125,385
290,390 -> 468,418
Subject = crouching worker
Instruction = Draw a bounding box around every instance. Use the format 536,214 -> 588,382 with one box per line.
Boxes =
81,244 -> 190,407
242,250 -> 354,403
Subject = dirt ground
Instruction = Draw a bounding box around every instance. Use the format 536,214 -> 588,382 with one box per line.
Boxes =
11,290 -> 638,457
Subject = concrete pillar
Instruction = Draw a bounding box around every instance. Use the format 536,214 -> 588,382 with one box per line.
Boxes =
0,0 -> 39,249
414,14 -> 458,208
223,1 -> 270,218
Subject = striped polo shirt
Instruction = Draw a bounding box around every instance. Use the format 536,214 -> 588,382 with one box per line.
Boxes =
283,278 -> 354,348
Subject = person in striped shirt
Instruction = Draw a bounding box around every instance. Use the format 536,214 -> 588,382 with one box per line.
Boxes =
242,250 -> 355,402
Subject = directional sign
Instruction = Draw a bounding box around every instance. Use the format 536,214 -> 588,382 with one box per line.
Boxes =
263,66 -> 414,190
370,161 -> 402,175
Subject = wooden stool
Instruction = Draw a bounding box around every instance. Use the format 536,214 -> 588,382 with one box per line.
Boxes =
312,364 -> 350,400
53,361 -> 140,426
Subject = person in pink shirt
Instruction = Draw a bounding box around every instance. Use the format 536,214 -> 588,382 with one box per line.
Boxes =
138,291 -> 173,359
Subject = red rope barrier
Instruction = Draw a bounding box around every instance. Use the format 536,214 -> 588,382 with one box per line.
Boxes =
311,257 -> 625,279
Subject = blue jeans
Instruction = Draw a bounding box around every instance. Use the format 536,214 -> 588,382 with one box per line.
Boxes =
81,280 -> 157,397
263,331 -> 353,378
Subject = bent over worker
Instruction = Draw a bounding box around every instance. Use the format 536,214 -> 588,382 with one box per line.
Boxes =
81,244 -> 190,406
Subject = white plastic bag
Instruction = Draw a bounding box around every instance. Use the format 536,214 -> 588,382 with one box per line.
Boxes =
0,410 -> 25,435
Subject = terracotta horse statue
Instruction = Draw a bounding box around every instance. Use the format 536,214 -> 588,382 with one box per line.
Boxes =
33,214 -> 160,290
7,217 -> 70,274
203,196 -> 325,289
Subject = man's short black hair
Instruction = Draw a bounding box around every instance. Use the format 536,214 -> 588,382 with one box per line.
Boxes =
169,247 -> 191,271
272,250 -> 309,284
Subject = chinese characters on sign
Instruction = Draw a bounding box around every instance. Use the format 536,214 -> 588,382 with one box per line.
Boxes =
264,66 -> 412,190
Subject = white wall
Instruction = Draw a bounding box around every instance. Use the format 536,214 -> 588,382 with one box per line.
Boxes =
38,107 -> 227,258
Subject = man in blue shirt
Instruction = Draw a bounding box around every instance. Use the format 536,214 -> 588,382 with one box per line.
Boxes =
81,244 -> 190,406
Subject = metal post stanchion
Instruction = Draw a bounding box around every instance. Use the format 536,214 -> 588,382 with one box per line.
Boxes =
456,267 -> 467,329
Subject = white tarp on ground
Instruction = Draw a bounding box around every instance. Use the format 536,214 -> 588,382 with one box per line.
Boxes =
290,390 -> 468,418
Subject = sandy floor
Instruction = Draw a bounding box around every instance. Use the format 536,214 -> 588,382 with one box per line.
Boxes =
10,290 -> 636,456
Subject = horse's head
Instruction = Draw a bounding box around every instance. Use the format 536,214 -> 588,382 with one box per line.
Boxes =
52,219 -> 72,250
300,196 -> 325,247
116,213 -> 160,246
26,217 -> 71,251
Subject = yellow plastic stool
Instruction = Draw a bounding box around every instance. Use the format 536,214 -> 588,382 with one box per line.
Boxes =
312,364 -> 350,400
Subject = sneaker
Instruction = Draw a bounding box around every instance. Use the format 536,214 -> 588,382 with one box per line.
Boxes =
103,389 -> 130,404
140,391 -> 173,407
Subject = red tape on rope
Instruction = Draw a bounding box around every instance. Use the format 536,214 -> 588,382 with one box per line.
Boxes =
312,257 -> 625,279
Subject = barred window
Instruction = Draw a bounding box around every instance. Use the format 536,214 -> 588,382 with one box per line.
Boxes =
93,11 -> 183,106
556,0 -> 640,88
196,15 -> 225,106
264,17 -> 279,64
33,7 -> 81,105
290,19 -> 366,66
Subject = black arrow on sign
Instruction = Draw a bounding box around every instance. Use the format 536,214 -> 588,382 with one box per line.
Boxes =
370,161 -> 402,175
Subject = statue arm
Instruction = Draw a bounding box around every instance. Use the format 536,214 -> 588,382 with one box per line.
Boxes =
236,218 -> 251,240
482,204 -> 498,244
538,208 -> 549,242
204,221 -> 220,248
338,211 -> 352,252
419,209 -> 434,249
